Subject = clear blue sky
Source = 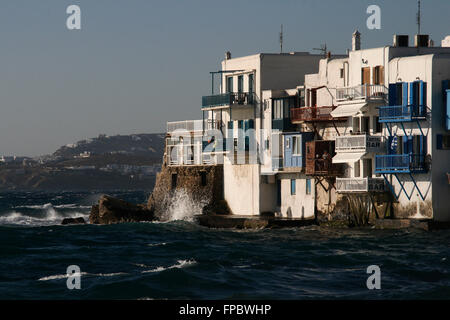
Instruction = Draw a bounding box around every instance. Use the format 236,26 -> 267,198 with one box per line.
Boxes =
0,0 -> 449,156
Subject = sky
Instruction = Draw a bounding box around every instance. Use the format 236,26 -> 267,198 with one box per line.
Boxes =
0,0 -> 449,156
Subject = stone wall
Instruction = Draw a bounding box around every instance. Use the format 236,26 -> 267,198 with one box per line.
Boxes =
147,164 -> 225,219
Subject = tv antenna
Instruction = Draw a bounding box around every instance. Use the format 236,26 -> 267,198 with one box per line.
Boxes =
417,0 -> 421,35
313,43 -> 327,58
279,24 -> 283,53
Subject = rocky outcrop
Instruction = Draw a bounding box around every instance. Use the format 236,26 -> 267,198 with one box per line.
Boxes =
89,195 -> 155,224
61,217 -> 86,225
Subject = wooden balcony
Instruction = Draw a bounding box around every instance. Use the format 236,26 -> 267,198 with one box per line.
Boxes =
305,140 -> 344,176
291,106 -> 343,123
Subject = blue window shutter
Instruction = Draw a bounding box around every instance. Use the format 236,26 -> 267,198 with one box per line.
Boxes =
248,119 -> 254,129
403,82 -> 409,106
388,84 -> 397,106
409,82 -> 414,107
420,81 -> 427,115
228,121 -> 233,129
447,89 -> 450,131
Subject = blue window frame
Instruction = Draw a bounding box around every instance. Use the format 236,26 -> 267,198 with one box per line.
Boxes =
291,179 -> 296,195
306,179 -> 311,195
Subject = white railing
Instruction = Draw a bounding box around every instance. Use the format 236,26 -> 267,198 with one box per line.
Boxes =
336,177 -> 385,193
167,120 -> 203,133
336,84 -> 387,102
335,134 -> 382,152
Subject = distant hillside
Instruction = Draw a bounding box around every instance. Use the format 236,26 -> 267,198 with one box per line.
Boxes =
53,133 -> 165,159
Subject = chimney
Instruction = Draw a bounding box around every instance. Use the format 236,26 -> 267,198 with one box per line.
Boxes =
225,51 -> 232,60
352,30 -> 361,51
393,35 -> 409,47
415,34 -> 429,47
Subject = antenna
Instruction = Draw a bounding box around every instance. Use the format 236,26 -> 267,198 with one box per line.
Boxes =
417,0 -> 421,35
279,24 -> 283,53
313,43 -> 327,58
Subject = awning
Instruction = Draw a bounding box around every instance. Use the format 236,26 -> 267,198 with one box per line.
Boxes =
332,152 -> 366,163
331,103 -> 367,118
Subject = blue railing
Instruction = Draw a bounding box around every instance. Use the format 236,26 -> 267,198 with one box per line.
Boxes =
202,92 -> 255,108
378,104 -> 426,122
375,154 -> 426,173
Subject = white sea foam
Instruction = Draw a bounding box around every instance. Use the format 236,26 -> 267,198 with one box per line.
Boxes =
142,259 -> 197,273
38,271 -> 126,281
147,242 -> 168,247
162,189 -> 206,222
0,206 -> 90,226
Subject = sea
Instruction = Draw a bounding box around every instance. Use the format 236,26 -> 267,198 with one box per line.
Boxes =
0,190 -> 449,300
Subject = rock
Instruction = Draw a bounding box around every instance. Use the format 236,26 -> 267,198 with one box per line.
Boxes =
89,195 -> 155,224
61,217 -> 86,225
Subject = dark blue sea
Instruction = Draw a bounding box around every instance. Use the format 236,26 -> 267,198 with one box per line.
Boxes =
0,191 -> 449,300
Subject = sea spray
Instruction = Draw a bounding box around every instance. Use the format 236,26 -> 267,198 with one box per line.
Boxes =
160,189 -> 207,222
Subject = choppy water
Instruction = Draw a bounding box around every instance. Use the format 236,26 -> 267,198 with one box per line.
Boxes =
0,191 -> 449,300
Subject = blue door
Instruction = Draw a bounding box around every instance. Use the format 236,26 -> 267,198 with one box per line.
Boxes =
284,136 -> 292,167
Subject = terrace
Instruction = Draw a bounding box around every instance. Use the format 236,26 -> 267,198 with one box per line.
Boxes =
202,92 -> 256,109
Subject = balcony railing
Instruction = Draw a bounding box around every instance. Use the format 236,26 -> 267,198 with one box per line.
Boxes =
167,120 -> 203,133
336,84 -> 387,102
336,177 -> 385,193
291,106 -> 337,122
202,92 -> 256,108
378,104 -> 427,122
335,134 -> 382,152
305,159 -> 344,176
375,154 -> 427,173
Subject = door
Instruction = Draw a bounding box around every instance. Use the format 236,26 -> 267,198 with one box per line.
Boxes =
284,136 -> 292,167
276,179 -> 281,207
362,67 -> 371,96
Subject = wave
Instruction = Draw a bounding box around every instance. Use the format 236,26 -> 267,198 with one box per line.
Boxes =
0,208 -> 90,226
141,259 -> 197,273
161,189 -> 207,222
14,203 -> 91,210
38,272 -> 127,281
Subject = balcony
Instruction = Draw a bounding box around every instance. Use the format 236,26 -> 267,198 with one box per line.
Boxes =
290,106 -> 338,122
378,104 -> 427,123
375,154 -> 427,174
305,140 -> 344,176
202,92 -> 256,109
335,134 -> 382,153
272,118 -> 295,131
336,177 -> 385,193
336,84 -> 387,102
167,120 -> 203,133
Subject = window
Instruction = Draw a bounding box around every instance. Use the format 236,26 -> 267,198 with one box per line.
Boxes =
373,66 -> 384,85
238,75 -> 243,93
437,134 -> 450,150
340,68 -> 344,79
273,99 -> 283,119
200,171 -> 207,186
374,116 -> 382,133
248,74 -> 254,93
171,173 -> 177,189
299,89 -> 305,107
306,179 -> 311,195
292,136 -> 301,155
285,137 -> 290,149
227,77 -> 233,93
354,160 -> 360,177
291,179 -> 296,195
